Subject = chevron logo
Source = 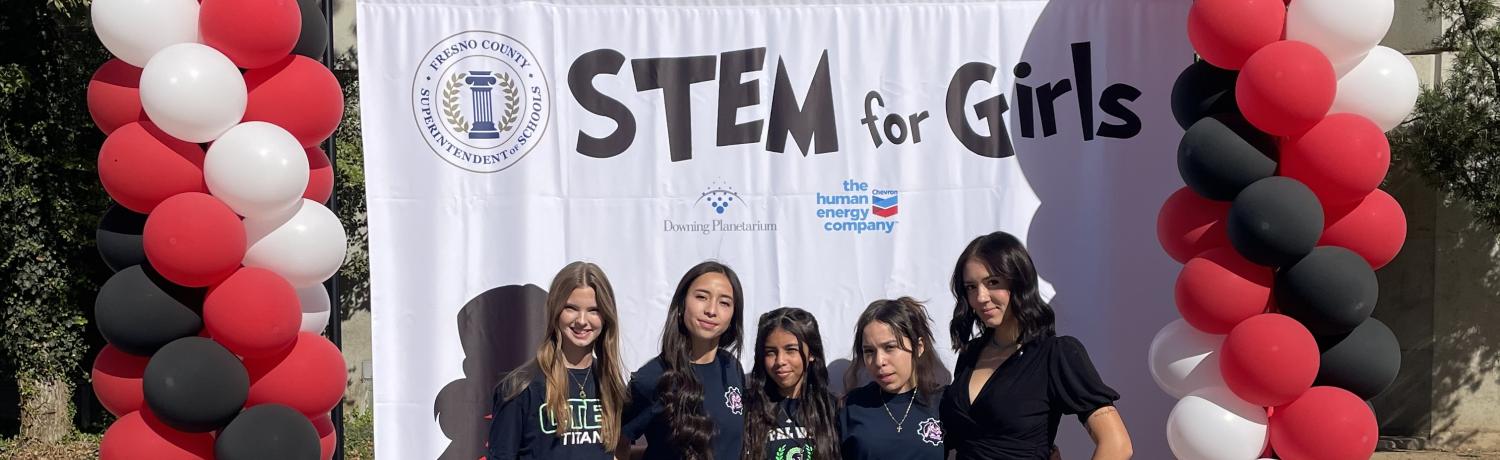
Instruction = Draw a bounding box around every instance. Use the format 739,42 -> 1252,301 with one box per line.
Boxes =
872,192 -> 898,218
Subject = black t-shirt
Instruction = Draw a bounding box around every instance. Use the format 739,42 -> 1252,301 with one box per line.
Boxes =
488,367 -> 613,460
938,335 -> 1119,460
621,350 -> 745,460
763,398 -> 817,460
838,383 -> 946,460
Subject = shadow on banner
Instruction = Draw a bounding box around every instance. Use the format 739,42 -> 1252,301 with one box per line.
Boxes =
1012,0 -> 1190,458
433,284 -> 549,460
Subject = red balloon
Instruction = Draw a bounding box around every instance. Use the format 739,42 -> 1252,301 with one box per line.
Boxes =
305,146 -> 334,203
1237,41 -> 1338,136
244,56 -> 344,148
92,345 -> 149,417
1270,386 -> 1378,460
99,409 -> 214,460
143,192 -> 246,287
1157,187 -> 1232,264
311,413 -> 336,460
1221,313 -> 1320,406
199,0 -> 301,69
1281,114 -> 1390,207
244,332 -> 347,416
205,267 -> 301,358
88,59 -> 147,135
98,122 -> 207,213
1321,189 -> 1406,269
1187,0 -> 1286,69
1175,247 -> 1274,334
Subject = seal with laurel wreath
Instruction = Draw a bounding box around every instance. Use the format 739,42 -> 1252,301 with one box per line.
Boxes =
411,31 -> 552,173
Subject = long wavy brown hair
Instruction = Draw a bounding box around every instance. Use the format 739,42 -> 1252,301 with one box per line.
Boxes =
500,261 -> 628,447
657,261 -> 744,460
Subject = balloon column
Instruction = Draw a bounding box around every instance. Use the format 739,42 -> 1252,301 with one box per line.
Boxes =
1157,0 -> 1411,459
88,0 -> 347,458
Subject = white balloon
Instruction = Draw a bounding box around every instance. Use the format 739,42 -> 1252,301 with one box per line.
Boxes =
1286,0 -> 1395,75
139,44 -> 246,143
1149,319 -> 1226,399
1167,387 -> 1269,460
1330,46 -> 1421,132
91,0 -> 199,67
297,283 -> 332,334
244,199 -> 348,288
206,122 -> 311,217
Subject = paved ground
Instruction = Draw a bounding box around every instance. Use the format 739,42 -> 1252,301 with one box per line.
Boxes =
1375,452 -> 1500,459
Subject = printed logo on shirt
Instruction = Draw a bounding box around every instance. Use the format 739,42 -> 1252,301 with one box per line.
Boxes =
774,443 -> 813,460
916,418 -> 943,446
768,425 -> 809,442
538,398 -> 605,445
725,386 -> 744,415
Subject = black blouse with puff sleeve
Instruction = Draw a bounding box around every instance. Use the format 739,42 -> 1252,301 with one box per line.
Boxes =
938,335 -> 1119,460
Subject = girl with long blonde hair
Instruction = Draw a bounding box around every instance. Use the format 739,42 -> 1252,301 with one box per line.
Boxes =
489,261 -> 630,459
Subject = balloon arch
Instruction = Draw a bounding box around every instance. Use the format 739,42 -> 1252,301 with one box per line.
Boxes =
80,0 -> 1414,458
88,0 -> 348,457
1155,0 -> 1413,459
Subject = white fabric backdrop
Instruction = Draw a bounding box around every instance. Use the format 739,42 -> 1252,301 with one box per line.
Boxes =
357,1 -> 1189,458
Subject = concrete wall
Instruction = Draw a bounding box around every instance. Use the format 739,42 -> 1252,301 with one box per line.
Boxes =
1428,189 -> 1500,452
1378,159 -> 1500,453
332,0 -> 357,65
341,309 -> 374,414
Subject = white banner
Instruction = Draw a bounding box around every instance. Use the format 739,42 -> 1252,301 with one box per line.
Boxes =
358,1 -> 1190,458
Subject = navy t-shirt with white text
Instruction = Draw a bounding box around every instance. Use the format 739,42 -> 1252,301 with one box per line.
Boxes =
488,367 -> 613,460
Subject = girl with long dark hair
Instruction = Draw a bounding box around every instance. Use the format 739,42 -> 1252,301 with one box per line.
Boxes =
743,307 -> 840,460
837,297 -> 946,459
619,261 -> 747,460
940,231 -> 1132,459
489,261 -> 630,460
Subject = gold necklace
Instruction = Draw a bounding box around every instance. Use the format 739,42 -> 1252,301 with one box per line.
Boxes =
574,369 -> 590,399
882,388 -> 916,432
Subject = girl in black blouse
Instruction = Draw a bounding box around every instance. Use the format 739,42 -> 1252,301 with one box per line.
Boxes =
743,307 -> 840,460
837,297 -> 946,460
489,261 -> 629,460
619,261 -> 747,460
940,231 -> 1132,459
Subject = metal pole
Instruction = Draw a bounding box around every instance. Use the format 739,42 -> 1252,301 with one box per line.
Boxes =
317,0 -> 346,457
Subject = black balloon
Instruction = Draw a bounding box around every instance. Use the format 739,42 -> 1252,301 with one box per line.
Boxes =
97,204 -> 148,272
96,265 -> 204,356
1315,317 -> 1401,400
143,337 -> 249,433
1178,112 -> 1277,201
1228,176 -> 1324,267
216,404 -> 321,460
1276,246 -> 1379,336
293,0 -> 329,59
1171,60 -> 1239,130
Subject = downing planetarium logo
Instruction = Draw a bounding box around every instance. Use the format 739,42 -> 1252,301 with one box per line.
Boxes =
412,31 -> 551,173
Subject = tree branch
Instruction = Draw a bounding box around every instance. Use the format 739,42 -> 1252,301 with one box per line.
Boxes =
1454,0 -> 1500,99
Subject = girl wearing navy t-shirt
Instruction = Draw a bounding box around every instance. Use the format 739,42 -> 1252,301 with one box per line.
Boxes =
940,231 -> 1133,459
619,261 -> 747,460
743,307 -> 841,460
489,261 -> 629,460
837,297 -> 947,460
